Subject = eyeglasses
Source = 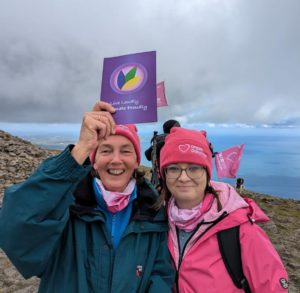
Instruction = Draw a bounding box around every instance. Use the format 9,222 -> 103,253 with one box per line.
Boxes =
164,165 -> 206,179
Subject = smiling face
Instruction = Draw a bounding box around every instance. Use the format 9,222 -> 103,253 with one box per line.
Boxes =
165,163 -> 207,209
93,135 -> 138,192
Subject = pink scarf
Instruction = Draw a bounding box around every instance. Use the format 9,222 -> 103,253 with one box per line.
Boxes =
95,178 -> 136,213
168,194 -> 214,232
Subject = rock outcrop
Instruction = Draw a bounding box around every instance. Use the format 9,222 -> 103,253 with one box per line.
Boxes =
0,130 -> 299,292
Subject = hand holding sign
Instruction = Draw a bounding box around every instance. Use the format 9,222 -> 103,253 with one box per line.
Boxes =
71,101 -> 116,165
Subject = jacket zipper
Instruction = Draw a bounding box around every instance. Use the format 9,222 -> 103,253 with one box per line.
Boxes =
175,211 -> 228,292
99,223 -> 114,292
108,249 -> 115,292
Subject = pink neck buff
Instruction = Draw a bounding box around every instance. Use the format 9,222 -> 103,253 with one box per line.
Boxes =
95,178 -> 136,213
168,194 -> 214,232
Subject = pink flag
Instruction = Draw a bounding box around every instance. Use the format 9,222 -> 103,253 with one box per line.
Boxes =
215,144 -> 244,179
156,81 -> 168,107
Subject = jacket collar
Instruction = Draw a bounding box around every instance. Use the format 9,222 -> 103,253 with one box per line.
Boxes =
70,172 -> 166,223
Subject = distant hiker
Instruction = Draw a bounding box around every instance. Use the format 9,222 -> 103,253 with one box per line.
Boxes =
163,119 -> 181,135
208,141 -> 218,158
145,119 -> 181,189
0,101 -> 174,292
236,177 -> 245,190
159,127 -> 289,293
145,119 -> 181,161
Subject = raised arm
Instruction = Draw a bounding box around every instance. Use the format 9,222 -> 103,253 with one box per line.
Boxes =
0,101 -> 116,278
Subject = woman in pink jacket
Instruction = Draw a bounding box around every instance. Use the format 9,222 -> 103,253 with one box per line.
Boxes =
159,127 -> 289,293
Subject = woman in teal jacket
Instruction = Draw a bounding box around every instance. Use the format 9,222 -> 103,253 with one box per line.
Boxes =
0,101 -> 174,293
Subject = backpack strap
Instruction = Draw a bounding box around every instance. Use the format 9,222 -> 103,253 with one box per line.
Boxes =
217,226 -> 251,293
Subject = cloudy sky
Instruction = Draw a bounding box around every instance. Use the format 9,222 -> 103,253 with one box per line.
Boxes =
1,0 -> 299,126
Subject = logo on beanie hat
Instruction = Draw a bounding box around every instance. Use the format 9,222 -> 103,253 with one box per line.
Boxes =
118,124 -> 133,133
178,144 -> 208,157
178,144 -> 190,152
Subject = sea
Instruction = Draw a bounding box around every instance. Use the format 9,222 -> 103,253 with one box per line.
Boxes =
1,122 -> 299,200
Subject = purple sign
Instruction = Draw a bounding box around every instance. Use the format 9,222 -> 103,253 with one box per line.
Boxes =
100,51 -> 157,124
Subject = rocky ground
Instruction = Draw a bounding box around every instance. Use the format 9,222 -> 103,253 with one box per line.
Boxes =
0,129 -> 299,292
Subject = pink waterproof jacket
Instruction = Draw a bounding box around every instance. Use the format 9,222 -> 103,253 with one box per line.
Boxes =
168,181 -> 289,293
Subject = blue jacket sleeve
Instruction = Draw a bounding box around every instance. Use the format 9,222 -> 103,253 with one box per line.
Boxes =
0,146 -> 91,279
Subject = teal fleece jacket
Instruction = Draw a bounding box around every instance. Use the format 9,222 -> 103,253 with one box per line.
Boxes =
0,146 -> 175,293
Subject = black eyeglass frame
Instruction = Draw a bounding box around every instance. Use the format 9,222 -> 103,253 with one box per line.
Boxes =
164,164 -> 206,180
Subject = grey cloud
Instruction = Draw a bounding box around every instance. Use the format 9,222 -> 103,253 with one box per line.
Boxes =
0,0 -> 299,125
